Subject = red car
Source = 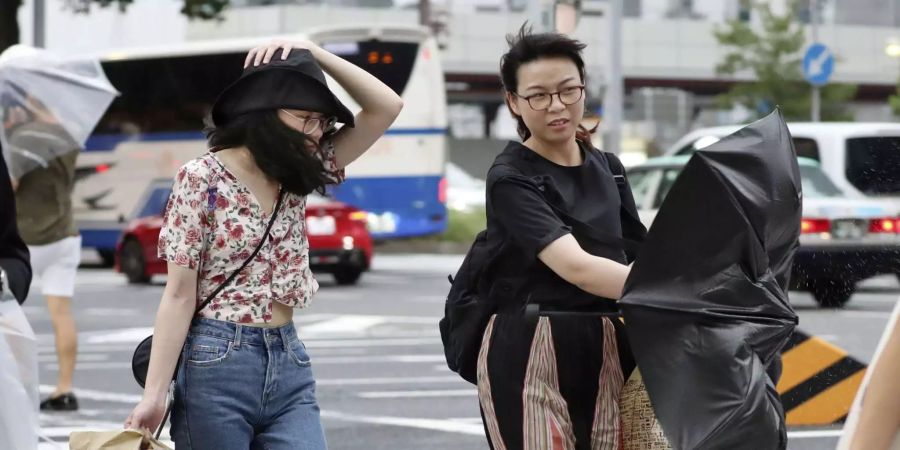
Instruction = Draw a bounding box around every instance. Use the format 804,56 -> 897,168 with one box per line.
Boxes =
115,185 -> 373,286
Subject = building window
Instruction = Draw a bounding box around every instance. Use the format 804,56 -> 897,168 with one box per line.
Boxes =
738,0 -> 751,21
666,0 -> 704,20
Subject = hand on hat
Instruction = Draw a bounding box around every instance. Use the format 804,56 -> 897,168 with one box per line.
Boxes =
245,39 -> 318,69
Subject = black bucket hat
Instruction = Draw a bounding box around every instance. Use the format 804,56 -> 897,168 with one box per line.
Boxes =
211,49 -> 355,127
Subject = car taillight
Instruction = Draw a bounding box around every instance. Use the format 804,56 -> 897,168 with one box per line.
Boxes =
438,177 -> 447,204
96,163 -> 111,173
869,218 -> 898,234
801,218 -> 830,234
349,211 -> 368,222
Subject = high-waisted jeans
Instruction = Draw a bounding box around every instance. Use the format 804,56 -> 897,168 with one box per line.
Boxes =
170,317 -> 326,450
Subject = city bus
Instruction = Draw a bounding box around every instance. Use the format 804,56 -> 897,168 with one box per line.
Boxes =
74,24 -> 449,264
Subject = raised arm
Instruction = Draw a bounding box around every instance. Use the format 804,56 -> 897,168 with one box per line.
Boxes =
246,39 -> 404,169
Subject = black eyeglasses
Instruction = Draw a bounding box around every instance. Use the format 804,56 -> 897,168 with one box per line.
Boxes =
514,85 -> 585,111
280,109 -> 337,134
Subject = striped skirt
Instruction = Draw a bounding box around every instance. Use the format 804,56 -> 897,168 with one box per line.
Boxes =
477,313 -> 635,450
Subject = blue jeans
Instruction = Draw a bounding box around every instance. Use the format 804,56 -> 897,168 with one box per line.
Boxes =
170,318 -> 326,450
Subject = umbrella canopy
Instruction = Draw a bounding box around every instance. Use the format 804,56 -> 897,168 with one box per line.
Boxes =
620,110 -> 802,450
0,44 -> 118,178
0,295 -> 39,450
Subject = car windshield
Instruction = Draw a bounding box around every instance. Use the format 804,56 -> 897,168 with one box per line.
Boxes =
625,169 -> 655,208
142,185 -> 174,218
800,165 -> 843,198
641,163 -> 843,207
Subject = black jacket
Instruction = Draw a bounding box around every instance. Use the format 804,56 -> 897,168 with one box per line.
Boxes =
0,143 -> 32,304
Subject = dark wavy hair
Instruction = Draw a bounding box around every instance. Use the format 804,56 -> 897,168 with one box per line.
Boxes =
205,110 -> 335,196
500,24 -> 590,141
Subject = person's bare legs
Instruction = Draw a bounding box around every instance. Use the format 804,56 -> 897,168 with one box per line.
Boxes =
46,294 -> 77,395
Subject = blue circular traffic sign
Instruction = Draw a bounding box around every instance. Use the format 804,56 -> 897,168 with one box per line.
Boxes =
803,43 -> 834,86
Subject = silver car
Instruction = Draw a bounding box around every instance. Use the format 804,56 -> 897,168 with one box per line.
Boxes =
627,155 -> 900,308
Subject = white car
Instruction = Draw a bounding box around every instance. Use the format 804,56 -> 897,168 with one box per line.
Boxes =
665,122 -> 900,216
627,156 -> 900,308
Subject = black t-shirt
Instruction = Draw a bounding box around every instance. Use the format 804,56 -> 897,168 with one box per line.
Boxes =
485,140 -> 638,313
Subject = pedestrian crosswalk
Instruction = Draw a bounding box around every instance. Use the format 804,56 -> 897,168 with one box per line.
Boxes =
27,253 -> 870,449
34,308 -> 463,448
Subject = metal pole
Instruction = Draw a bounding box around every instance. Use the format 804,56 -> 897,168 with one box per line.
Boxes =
530,0 -> 552,32
810,0 -> 820,122
604,0 -> 623,154
33,0 -> 45,48
419,0 -> 431,27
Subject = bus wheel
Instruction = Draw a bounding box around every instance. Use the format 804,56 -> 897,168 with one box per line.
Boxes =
121,239 -> 151,284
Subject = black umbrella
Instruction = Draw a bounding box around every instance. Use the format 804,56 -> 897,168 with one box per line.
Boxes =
620,110 -> 801,450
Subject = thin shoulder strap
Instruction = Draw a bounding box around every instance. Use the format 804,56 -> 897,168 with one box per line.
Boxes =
195,189 -> 285,314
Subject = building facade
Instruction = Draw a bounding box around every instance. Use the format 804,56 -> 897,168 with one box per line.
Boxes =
15,0 -> 900,150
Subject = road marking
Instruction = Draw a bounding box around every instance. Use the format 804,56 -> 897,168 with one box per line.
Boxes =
300,316 -> 387,337
44,356 -> 446,370
83,308 -> 140,317
320,410 -> 484,435
315,354 -> 446,364
39,385 -> 141,404
838,310 -> 896,319
317,375 -> 462,386
358,389 -> 476,399
43,362 -> 131,371
39,337 -> 441,355
38,353 -> 108,363
73,315 -> 440,345
786,429 -> 843,438
84,327 -> 154,344
371,254 -> 464,273
307,337 -> 439,348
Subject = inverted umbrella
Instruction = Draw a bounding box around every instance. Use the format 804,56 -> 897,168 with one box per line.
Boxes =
620,110 -> 801,450
0,294 -> 39,450
0,44 -> 118,179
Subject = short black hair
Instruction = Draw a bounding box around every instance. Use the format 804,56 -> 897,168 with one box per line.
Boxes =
499,24 -> 587,140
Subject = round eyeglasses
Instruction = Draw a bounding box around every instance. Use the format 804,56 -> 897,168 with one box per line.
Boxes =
280,109 -> 337,134
514,85 -> 585,111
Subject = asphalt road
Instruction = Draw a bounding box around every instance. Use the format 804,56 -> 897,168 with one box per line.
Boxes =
23,253 -> 899,450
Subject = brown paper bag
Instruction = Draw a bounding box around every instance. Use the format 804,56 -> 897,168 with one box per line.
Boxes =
69,429 -> 173,450
620,368 -> 672,450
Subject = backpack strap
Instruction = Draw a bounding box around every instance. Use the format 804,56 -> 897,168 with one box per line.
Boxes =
599,150 -> 648,262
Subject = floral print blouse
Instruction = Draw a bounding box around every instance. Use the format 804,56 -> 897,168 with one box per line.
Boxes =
158,141 -> 344,324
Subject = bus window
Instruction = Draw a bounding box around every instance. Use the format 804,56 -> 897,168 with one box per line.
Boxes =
323,41 -> 418,95
97,53 -> 245,135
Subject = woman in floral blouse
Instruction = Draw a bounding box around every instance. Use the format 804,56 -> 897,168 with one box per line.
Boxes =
124,39 -> 402,449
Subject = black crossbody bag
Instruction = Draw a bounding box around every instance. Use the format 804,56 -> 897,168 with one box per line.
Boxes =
131,190 -> 285,388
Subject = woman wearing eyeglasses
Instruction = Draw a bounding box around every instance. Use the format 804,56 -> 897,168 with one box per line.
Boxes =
474,26 -> 646,449
124,40 -> 402,449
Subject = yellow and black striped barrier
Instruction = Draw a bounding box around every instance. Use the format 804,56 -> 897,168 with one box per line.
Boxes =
777,330 -> 867,426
